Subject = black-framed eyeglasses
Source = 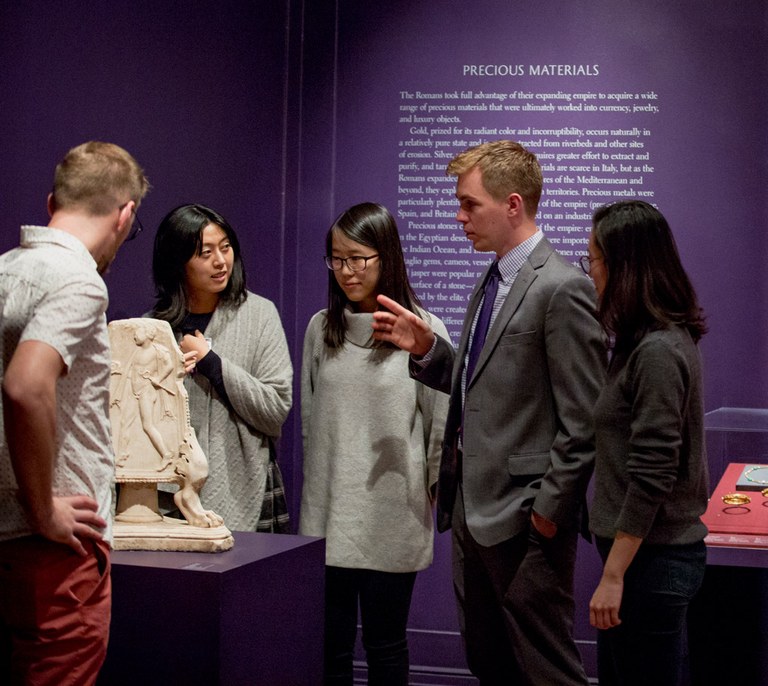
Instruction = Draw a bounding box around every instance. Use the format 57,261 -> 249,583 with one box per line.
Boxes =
324,254 -> 379,272
119,202 -> 144,242
579,254 -> 602,275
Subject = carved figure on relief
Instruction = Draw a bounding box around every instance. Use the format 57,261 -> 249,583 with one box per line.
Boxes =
109,318 -> 223,529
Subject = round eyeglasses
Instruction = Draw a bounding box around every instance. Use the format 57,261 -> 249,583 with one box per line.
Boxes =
324,254 -> 379,272
579,254 -> 602,275
118,202 -> 144,242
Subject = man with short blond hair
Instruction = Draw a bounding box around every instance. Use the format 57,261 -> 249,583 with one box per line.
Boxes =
446,139 -> 543,214
0,141 -> 149,684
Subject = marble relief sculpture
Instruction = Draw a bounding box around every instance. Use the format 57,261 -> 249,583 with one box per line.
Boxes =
108,318 -> 233,551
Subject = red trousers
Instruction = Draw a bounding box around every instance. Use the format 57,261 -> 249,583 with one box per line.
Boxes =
0,535 -> 111,686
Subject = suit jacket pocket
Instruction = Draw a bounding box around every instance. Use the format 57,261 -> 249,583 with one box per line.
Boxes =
507,451 -> 550,478
497,329 -> 537,347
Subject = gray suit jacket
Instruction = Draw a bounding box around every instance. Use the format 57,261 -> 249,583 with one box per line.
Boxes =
412,238 -> 606,547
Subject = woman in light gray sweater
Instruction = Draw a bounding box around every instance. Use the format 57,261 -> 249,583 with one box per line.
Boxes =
582,200 -> 708,686
151,204 -> 292,532
300,203 -> 448,686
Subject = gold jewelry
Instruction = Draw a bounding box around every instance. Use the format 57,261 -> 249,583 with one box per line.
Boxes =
761,488 -> 768,498
722,493 -> 751,505
744,466 -> 768,485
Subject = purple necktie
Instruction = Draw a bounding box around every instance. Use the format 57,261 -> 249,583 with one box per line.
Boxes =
444,261 -> 501,509
465,261 -> 500,383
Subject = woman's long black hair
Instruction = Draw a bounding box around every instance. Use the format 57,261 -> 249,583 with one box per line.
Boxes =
324,202 -> 421,348
151,203 -> 247,329
592,200 -> 706,352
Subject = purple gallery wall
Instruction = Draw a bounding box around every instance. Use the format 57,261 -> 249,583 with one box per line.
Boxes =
296,0 -> 768,412
0,0 -> 766,681
0,0 -> 304,512
293,0 -> 768,679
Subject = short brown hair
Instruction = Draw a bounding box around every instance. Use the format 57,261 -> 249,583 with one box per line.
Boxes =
51,141 -> 149,216
447,140 -> 542,216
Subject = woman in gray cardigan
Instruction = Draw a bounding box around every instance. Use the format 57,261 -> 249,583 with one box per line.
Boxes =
151,204 -> 292,533
582,200 -> 709,686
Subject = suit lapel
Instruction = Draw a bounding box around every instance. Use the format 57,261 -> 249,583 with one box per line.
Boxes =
466,239 -> 554,388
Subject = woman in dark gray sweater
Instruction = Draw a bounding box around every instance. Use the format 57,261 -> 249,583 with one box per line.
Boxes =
580,200 -> 709,686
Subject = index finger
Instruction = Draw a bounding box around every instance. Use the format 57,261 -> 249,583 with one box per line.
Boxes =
67,534 -> 89,557
376,294 -> 409,316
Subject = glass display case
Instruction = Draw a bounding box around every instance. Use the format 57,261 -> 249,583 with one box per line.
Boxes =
704,407 -> 768,488
689,408 -> 768,686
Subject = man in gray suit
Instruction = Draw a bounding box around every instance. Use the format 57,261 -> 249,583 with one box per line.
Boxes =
373,140 -> 605,685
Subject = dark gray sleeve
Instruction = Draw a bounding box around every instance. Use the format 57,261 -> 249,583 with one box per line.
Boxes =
194,350 -> 231,406
409,334 -> 455,395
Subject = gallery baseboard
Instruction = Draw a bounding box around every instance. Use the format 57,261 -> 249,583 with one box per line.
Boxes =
351,628 -> 598,685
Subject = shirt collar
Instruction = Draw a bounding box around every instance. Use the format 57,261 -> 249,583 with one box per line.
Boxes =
497,230 -> 543,282
20,225 -> 98,270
